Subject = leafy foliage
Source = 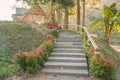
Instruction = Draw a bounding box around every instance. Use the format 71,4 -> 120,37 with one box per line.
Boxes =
58,0 -> 75,9
15,48 -> 42,74
90,54 -> 116,80
49,29 -> 59,37
40,34 -> 54,60
0,62 -> 18,76
90,3 -> 120,43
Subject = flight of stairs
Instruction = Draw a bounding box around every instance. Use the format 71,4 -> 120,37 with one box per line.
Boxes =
41,30 -> 88,77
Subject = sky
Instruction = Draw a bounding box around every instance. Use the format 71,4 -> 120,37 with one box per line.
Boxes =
0,0 -> 16,20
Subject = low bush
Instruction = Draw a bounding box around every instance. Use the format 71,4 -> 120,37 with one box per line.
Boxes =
81,33 -> 117,79
40,34 -> 54,60
14,48 -> 43,74
90,54 -> 116,80
49,29 -> 59,37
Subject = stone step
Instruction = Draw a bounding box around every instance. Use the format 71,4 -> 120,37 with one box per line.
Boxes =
55,42 -> 82,45
58,37 -> 81,39
41,30 -> 88,77
54,44 -> 83,48
56,39 -> 82,42
41,68 -> 88,77
50,52 -> 85,57
53,48 -> 84,53
44,62 -> 88,69
47,57 -> 87,63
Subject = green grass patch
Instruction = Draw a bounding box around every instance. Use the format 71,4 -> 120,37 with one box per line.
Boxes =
0,21 -> 44,76
0,21 -> 44,56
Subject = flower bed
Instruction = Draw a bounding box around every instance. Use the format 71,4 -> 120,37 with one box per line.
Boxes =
13,34 -> 54,74
82,33 -> 118,80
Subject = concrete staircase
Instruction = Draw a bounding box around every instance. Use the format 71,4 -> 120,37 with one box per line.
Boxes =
41,30 -> 88,77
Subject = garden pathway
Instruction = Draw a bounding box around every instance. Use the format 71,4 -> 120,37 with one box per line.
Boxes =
41,30 -> 88,79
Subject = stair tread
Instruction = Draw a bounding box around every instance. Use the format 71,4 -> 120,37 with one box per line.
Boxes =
51,52 -> 85,55
54,48 -> 84,50
48,57 -> 86,60
41,68 -> 88,74
44,62 -> 87,66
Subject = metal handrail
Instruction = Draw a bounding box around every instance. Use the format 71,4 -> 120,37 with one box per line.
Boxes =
60,24 -> 99,51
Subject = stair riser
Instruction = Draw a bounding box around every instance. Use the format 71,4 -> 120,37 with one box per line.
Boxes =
54,45 -> 82,48
44,65 -> 88,69
47,59 -> 87,63
56,40 -> 81,42
42,72 -> 88,77
55,43 -> 83,45
57,37 -> 82,40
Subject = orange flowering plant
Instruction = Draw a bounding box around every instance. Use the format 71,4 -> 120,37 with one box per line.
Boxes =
12,34 -> 54,74
40,35 -> 54,60
90,53 -> 116,80
13,47 -> 43,74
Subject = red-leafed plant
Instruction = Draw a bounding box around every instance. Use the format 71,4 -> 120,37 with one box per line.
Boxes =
13,48 -> 43,74
90,53 -> 116,80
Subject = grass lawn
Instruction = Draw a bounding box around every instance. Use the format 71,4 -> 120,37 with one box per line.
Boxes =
0,21 -> 44,76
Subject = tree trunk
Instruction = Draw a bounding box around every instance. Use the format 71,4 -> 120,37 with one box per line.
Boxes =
105,26 -> 112,45
82,0 -> 85,26
77,0 -> 81,30
56,6 -> 61,25
64,8 -> 69,29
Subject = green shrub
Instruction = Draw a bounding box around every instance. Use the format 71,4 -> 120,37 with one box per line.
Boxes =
40,35 -> 54,60
15,48 -> 43,74
16,55 -> 26,71
49,29 -> 59,37
90,54 -> 116,80
82,34 -> 89,54
26,55 -> 39,74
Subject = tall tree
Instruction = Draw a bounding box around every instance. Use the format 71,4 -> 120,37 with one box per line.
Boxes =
59,0 -> 75,29
82,0 -> 85,26
77,0 -> 81,30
